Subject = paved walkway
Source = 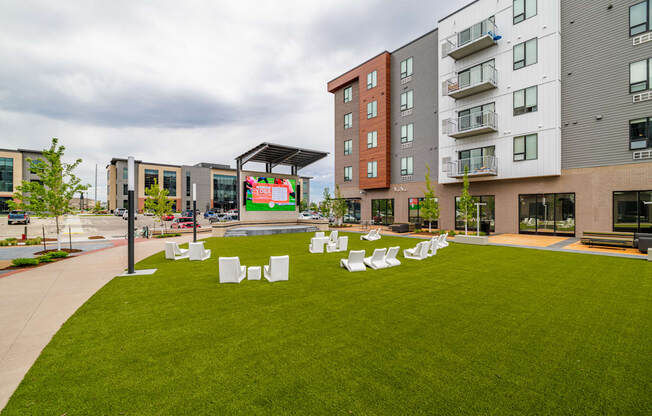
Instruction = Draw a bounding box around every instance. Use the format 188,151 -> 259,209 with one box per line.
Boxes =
0,234 -> 194,410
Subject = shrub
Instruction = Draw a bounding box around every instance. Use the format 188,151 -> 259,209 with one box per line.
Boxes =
12,258 -> 39,267
37,255 -> 54,263
5,237 -> 17,242
4,238 -> 18,246
24,238 -> 42,246
47,251 -> 69,259
0,240 -> 8,247
154,233 -> 181,238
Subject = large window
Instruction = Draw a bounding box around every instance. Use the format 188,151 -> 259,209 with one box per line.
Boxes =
144,169 -> 158,190
163,171 -> 176,197
344,166 -> 352,182
513,38 -> 537,70
367,70 -> 377,89
519,193 -> 576,235
514,0 -> 536,24
408,197 -> 438,228
630,58 -> 652,93
455,195 -> 495,232
343,86 -> 352,103
0,157 -> 13,193
458,16 -> 495,47
367,131 -> 377,148
514,134 -> 538,161
400,57 -> 413,79
613,191 -> 652,233
122,167 -> 128,180
344,139 -> 352,155
213,174 -> 237,212
367,101 -> 377,119
344,113 -> 353,129
458,60 -> 495,90
400,156 -> 413,176
341,198 -> 361,223
123,184 -> 128,196
629,117 -> 652,149
401,123 -> 414,143
371,199 -> 394,225
367,161 -> 378,178
186,172 -> 191,197
458,103 -> 494,132
400,90 -> 413,111
630,1 -> 652,36
514,86 -> 537,115
0,197 -> 11,214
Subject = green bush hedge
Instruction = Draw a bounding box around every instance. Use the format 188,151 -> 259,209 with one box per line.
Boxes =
24,238 -> 42,246
47,251 -> 69,259
154,233 -> 182,238
12,258 -> 39,267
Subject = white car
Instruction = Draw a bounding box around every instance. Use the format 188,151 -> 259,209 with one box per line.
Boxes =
114,208 -> 126,216
122,211 -> 137,220
298,212 -> 313,220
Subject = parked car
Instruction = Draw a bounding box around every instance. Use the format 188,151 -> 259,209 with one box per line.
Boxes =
204,210 -> 217,219
8,210 -> 30,225
122,211 -> 137,220
298,211 -> 313,220
114,208 -> 126,216
162,214 -> 175,221
171,217 -> 200,229
209,213 -> 228,223
143,211 -> 155,216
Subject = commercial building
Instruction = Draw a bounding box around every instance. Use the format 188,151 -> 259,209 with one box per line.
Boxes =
328,0 -> 652,235
0,148 -> 43,213
106,158 -> 311,213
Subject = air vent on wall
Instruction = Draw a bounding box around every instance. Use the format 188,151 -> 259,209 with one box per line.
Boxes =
633,91 -> 652,103
633,150 -> 652,160
633,32 -> 652,46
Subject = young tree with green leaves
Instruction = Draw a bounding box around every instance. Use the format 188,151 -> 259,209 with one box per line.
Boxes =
420,164 -> 439,233
299,198 -> 308,212
332,184 -> 348,226
458,166 -> 475,235
144,180 -> 175,235
319,187 -> 332,219
92,201 -> 102,213
309,202 -> 318,212
9,138 -> 88,250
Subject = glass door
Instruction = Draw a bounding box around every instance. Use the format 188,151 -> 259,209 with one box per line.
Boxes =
639,191 -> 652,233
519,194 -> 575,236
538,194 -> 556,234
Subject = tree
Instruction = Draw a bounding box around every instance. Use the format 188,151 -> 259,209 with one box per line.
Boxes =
319,187 -> 331,219
10,138 -> 88,250
458,166 -> 475,235
332,184 -> 348,226
420,164 -> 439,233
309,202 -> 318,212
92,201 -> 102,213
299,198 -> 308,212
144,180 -> 175,235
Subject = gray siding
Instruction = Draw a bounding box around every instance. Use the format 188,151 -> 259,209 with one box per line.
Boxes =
561,0 -> 652,169
390,30 -> 439,184
20,151 -> 42,183
114,160 -> 137,209
181,166 -> 212,212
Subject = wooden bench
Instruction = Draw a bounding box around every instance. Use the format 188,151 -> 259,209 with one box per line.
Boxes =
581,231 -> 635,248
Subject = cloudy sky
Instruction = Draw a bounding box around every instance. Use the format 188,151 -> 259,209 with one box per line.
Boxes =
1,0 -> 467,202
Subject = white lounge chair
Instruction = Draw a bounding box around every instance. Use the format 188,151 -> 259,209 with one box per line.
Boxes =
165,242 -> 188,260
361,228 -> 381,241
264,255 -> 289,282
385,246 -> 401,267
218,257 -> 246,283
404,241 -> 429,260
364,248 -> 388,270
327,235 -> 349,253
427,238 -> 439,257
315,231 -> 325,239
340,250 -> 366,272
309,237 -> 325,253
328,230 -> 339,245
437,233 -> 449,248
189,242 -> 211,261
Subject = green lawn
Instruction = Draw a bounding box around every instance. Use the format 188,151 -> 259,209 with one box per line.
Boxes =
3,233 -> 651,415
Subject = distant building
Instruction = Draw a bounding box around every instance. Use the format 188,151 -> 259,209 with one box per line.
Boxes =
0,148 -> 43,213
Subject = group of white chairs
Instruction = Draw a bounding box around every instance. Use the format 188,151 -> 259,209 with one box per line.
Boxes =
218,255 -> 289,284
165,241 -> 211,261
309,230 -> 349,253
361,228 -> 382,241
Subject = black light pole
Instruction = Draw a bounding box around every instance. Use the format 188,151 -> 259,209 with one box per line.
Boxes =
127,156 -> 135,274
192,183 -> 197,243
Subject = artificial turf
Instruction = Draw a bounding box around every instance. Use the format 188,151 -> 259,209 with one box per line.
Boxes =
2,233 -> 651,415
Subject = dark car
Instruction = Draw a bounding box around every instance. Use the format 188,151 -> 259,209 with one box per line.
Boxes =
8,210 -> 30,225
171,217 -> 199,229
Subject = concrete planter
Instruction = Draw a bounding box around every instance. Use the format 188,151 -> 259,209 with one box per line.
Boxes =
454,234 -> 489,245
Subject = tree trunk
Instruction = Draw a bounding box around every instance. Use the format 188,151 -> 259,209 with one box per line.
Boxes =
464,210 -> 468,235
428,220 -> 432,233
55,215 -> 61,250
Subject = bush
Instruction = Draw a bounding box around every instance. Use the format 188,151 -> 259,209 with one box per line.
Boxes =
12,258 -> 39,267
47,251 -> 69,259
154,233 -> 181,238
4,238 -> 18,246
0,240 -> 8,247
37,255 -> 54,263
5,237 -> 17,242
24,238 -> 42,246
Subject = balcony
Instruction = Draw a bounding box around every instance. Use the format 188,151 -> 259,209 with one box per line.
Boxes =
447,156 -> 498,178
444,66 -> 497,99
443,111 -> 498,139
441,18 -> 500,60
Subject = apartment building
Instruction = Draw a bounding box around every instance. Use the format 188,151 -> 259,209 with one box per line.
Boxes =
0,148 -> 43,213
106,158 -> 311,213
328,0 -> 652,235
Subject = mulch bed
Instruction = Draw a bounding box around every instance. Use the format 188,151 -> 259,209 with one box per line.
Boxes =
34,248 -> 83,255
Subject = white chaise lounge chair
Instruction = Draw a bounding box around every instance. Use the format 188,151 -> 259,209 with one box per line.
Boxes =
340,250 -> 366,272
189,242 -> 211,261
438,233 -> 449,248
427,238 -> 439,257
328,230 -> 339,245
165,242 -> 188,260
404,241 -> 429,260
309,237 -> 325,253
327,236 -> 349,253
385,246 -> 401,267
364,248 -> 388,270
218,257 -> 246,283
315,231 -> 325,239
361,228 -> 381,241
264,255 -> 289,282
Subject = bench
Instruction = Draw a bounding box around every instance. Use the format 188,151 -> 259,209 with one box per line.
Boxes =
581,231 -> 635,248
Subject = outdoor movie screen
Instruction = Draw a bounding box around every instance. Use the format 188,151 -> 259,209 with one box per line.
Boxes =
245,176 -> 297,211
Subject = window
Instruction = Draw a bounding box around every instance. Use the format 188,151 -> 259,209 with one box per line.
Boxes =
520,193 -> 576,235
213,174 -> 237,212
344,139 -> 353,155
367,161 -> 378,178
458,146 -> 495,175
457,60 -> 495,89
514,134 -> 538,161
367,131 -> 378,148
400,90 -> 413,111
186,172 -> 191,197
630,1 -> 651,36
344,166 -> 353,182
186,201 -> 191,210
367,70 -> 377,89
401,123 -> 414,143
367,101 -> 377,119
344,113 -> 353,129
630,58 -> 652,93
514,86 -> 538,115
144,169 -> 158,190
163,171 -> 177,197
342,198 -> 361,223
455,195 -> 495,232
343,86 -> 352,103
513,38 -> 537,70
629,117 -> 652,149
0,157 -> 14,192
458,16 -> 495,47
514,0 -> 536,24
408,197 -> 438,227
123,184 -> 128,195
123,200 -> 129,209
400,57 -> 413,78
122,167 -> 128,180
400,156 -> 413,176
614,190 -> 652,233
371,199 -> 394,225
458,103 -> 495,131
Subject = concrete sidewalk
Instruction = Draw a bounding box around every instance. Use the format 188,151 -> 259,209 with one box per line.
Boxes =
0,234 -> 194,410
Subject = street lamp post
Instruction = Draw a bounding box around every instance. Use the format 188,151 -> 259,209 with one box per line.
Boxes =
192,183 -> 197,243
475,202 -> 487,237
127,156 -> 135,274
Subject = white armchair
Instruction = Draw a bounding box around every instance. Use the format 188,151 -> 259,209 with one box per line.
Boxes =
165,242 -> 188,260
264,255 -> 289,282
218,257 -> 246,283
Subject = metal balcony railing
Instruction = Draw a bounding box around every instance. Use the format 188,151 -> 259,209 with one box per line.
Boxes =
447,156 -> 498,178
441,18 -> 500,60
443,65 -> 498,99
442,111 -> 498,139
